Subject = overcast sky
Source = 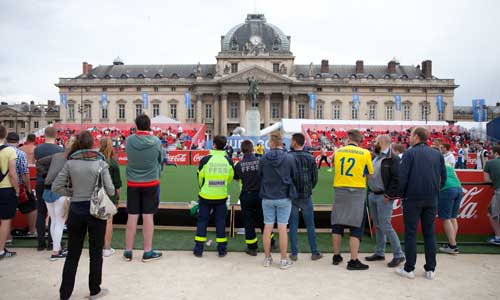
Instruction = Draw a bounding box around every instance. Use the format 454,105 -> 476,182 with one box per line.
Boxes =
1,0 -> 499,106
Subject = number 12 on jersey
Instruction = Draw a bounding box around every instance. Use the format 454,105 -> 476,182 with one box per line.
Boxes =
339,157 -> 355,176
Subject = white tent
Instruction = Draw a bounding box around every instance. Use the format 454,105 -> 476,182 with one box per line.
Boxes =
150,115 -> 180,124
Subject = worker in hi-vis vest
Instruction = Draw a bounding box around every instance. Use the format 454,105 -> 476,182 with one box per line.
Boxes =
193,135 -> 234,257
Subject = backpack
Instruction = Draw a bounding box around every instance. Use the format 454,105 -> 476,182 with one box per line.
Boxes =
0,145 -> 10,182
35,154 -> 54,182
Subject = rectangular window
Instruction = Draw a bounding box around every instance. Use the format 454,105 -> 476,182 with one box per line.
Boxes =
406,88 -> 411,93
403,105 -> 411,120
118,104 -> 125,119
153,104 -> 160,117
333,104 -> 341,120
20,121 -> 25,129
273,63 -> 280,73
135,104 -> 143,117
171,87 -> 176,92
188,103 -> 195,119
385,105 -> 394,120
68,104 -> 75,119
272,103 -> 280,119
102,87 -> 107,92
334,88 -> 341,92
101,106 -> 108,119
388,88 -> 393,93
421,104 -> 429,121
119,87 -> 125,92
316,104 -> 323,119
34,121 -> 39,129
368,104 -> 376,120
370,88 -> 376,92
351,104 -> 358,120
205,104 -> 212,119
170,103 -> 177,119
298,104 -> 305,119
136,87 -> 141,92
352,87 -> 358,92
230,102 -> 238,119
154,87 -> 159,92
231,63 -> 238,73
83,104 -> 91,119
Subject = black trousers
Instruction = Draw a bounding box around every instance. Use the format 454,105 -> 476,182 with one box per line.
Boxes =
240,191 -> 265,249
35,185 -> 52,247
403,198 -> 437,272
194,199 -> 227,252
318,156 -> 330,169
59,210 -> 106,300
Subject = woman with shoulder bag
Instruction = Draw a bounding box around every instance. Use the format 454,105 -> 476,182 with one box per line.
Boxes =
99,137 -> 122,257
52,131 -> 115,300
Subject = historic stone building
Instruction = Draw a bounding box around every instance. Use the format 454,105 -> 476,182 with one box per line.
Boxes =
56,13 -> 458,137
0,100 -> 60,138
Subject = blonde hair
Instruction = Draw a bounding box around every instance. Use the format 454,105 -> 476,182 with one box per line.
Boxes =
65,136 -> 76,152
269,131 -> 283,148
99,137 -> 114,161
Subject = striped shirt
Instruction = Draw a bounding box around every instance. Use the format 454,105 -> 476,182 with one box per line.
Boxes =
9,145 -> 29,184
289,150 -> 318,199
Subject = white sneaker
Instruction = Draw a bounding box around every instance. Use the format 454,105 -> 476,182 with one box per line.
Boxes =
263,256 -> 273,267
103,248 -> 115,257
280,259 -> 293,270
396,267 -> 415,279
425,270 -> 435,280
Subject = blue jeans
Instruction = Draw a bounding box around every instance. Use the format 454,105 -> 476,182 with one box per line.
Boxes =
262,198 -> 291,225
288,197 -> 319,256
403,198 -> 437,272
368,193 -> 404,258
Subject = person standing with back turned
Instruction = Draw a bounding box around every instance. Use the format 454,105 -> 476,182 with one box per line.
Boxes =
397,127 -> 446,280
331,129 -> 373,271
124,114 -> 163,262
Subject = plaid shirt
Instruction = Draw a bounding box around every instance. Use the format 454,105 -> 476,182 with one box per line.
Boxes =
9,145 -> 29,184
289,150 -> 318,199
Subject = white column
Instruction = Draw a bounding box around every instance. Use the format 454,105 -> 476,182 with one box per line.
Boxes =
264,93 -> 271,127
283,93 -> 289,118
220,93 -> 228,136
239,93 -> 246,129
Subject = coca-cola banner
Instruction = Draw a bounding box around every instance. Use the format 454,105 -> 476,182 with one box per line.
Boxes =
117,151 -> 128,166
168,150 -> 190,166
311,151 -> 334,167
390,170 -> 494,235
191,150 -> 210,165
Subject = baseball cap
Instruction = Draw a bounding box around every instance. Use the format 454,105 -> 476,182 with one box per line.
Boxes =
6,132 -> 20,142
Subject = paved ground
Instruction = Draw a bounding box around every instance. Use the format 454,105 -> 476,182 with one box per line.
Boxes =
1,248 -> 498,300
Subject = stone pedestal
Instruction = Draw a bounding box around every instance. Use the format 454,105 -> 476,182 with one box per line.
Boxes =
246,107 -> 261,137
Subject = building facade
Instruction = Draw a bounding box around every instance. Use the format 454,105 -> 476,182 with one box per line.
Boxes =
56,14 -> 458,137
0,100 -> 60,138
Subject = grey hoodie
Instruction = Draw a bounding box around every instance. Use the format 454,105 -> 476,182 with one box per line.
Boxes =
259,149 -> 297,200
125,134 -> 162,183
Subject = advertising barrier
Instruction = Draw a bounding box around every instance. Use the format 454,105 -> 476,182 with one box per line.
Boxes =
311,151 -> 334,167
390,170 -> 494,235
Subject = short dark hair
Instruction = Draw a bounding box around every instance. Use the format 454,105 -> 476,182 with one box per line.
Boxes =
492,145 -> 500,156
240,140 -> 254,154
213,135 -> 227,150
347,129 -> 363,144
412,127 -> 429,143
392,143 -> 405,154
442,143 -> 451,151
0,124 -> 6,139
292,133 -> 305,147
45,127 -> 57,138
26,134 -> 36,143
135,114 -> 151,131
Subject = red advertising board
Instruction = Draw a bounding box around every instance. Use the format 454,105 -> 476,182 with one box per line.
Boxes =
167,150 -> 190,166
312,151 -> 334,167
390,170 -> 494,235
191,150 -> 210,165
117,152 -> 128,165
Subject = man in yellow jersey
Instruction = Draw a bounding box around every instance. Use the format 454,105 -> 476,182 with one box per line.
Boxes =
331,129 -> 373,271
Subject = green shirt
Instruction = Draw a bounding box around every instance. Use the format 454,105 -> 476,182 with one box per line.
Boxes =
441,165 -> 462,191
484,158 -> 500,189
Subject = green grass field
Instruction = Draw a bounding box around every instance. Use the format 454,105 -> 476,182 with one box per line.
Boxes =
118,165 -> 335,204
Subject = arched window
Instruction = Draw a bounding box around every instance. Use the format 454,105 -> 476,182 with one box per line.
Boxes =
104,74 -> 112,79
315,74 -> 322,79
137,74 -> 145,79
171,73 -> 179,79
297,73 -> 304,79
87,74 -> 96,79
154,73 -> 162,78
206,73 -> 213,79
332,74 -> 340,79
384,74 -> 391,79
189,73 -> 196,79
400,75 -> 408,79
120,74 -> 128,79
350,74 -> 357,79
367,74 -> 374,79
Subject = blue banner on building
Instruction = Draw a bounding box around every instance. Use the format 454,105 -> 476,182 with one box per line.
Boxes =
472,99 -> 486,122
142,92 -> 149,109
394,95 -> 402,111
226,136 -> 291,151
309,93 -> 316,110
436,95 -> 444,114
101,93 -> 108,109
352,94 -> 359,110
60,94 -> 68,109
184,91 -> 191,108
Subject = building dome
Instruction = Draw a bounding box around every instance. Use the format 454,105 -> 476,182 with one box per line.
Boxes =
113,56 -> 124,65
221,14 -> 291,53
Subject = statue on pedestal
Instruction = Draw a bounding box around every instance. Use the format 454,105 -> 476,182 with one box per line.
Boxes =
247,76 -> 259,107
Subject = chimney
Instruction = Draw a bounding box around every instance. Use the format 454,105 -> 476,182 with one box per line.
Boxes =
356,60 -> 364,74
422,60 -> 432,78
82,62 -> 88,74
321,60 -> 329,73
388,60 -> 396,74
87,64 -> 93,72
